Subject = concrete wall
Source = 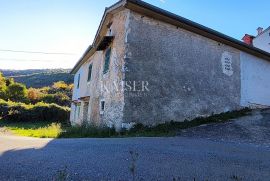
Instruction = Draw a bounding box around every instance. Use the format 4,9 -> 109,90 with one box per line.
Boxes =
253,28 -> 270,53
240,51 -> 270,107
123,11 -> 241,125
70,9 -> 129,129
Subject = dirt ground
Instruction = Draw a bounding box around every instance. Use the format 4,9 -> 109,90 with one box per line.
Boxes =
178,109 -> 270,146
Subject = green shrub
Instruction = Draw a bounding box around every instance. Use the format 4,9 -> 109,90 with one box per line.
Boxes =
0,99 -> 70,123
6,82 -> 29,103
41,93 -> 70,107
126,108 -> 251,136
0,73 -> 7,99
59,125 -> 116,138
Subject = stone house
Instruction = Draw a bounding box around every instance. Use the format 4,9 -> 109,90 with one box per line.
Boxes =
70,0 -> 270,130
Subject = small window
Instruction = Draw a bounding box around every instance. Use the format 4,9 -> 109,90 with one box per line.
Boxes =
76,104 -> 81,120
103,47 -> 111,74
77,74 -> 80,89
87,64 -> 93,82
100,100 -> 105,114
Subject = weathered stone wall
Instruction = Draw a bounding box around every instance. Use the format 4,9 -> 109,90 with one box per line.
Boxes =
70,9 -> 129,129
98,9 -> 129,130
123,11 -> 241,125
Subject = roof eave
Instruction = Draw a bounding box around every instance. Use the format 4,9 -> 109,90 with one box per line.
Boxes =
70,0 -> 127,74
70,45 -> 93,74
125,0 -> 270,61
71,0 -> 270,74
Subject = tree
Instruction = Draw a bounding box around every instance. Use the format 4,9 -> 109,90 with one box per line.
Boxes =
27,88 -> 42,103
41,92 -> 70,107
68,84 -> 74,90
0,72 -> 7,99
5,78 -> 14,87
52,81 -> 68,90
6,82 -> 28,103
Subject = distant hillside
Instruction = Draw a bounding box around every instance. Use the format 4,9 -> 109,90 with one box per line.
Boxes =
0,69 -> 74,88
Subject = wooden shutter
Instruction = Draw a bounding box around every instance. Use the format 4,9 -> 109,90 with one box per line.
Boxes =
87,64 -> 93,81
103,48 -> 111,74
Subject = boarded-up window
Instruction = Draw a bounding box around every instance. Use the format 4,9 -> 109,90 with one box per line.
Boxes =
87,64 -> 93,82
103,47 -> 111,74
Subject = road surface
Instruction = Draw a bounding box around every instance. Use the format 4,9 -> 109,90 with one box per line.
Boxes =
0,134 -> 269,181
1,109 -> 270,180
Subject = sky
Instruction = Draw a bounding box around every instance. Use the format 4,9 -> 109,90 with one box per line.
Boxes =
0,0 -> 270,70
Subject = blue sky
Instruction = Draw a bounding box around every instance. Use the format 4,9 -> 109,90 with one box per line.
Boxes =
0,0 -> 269,70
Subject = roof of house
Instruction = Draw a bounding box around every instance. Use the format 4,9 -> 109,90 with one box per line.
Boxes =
71,0 -> 270,74
255,26 -> 270,38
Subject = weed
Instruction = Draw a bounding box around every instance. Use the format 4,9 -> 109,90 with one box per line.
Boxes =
0,108 -> 251,138
54,166 -> 69,181
230,175 -> 243,181
129,150 -> 139,181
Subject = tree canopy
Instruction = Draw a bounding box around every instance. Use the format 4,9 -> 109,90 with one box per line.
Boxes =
6,82 -> 28,102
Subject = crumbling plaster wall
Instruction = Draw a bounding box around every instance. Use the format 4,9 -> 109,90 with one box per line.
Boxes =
71,9 -> 129,129
98,9 -> 129,129
123,11 -> 241,125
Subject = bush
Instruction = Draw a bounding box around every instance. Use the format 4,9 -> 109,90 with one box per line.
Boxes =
27,88 -> 42,103
41,93 -> 70,107
0,72 -> 7,100
6,82 -> 29,103
0,99 -> 70,123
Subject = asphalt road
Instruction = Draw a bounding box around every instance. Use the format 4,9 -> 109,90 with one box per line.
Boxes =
0,134 -> 270,181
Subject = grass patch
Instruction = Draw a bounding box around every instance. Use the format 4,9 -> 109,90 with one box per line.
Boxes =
120,108 -> 252,137
59,108 -> 251,138
0,108 -> 251,138
59,126 -> 117,138
0,121 -> 63,138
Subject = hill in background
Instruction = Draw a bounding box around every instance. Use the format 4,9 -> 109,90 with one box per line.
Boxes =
0,69 -> 74,88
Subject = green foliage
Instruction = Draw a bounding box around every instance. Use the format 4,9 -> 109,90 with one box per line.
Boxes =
0,121 -> 62,138
59,125 -> 116,138
27,88 -> 42,103
59,108 -> 251,138
5,78 -> 14,87
52,81 -> 69,90
0,99 -> 70,123
0,71 -> 73,106
126,108 -> 252,136
0,108 -> 251,138
0,72 -> 7,99
0,69 -> 73,88
6,82 -> 28,102
41,93 -> 70,107
0,71 -> 72,125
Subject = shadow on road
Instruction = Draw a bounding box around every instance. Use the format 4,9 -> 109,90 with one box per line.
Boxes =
0,135 -> 270,181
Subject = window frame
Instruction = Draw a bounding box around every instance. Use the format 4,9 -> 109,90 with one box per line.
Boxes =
100,100 -> 105,115
87,64 -> 93,82
103,47 -> 112,74
77,104 -> 81,119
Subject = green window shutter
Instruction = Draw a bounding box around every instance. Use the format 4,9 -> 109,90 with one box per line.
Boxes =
87,64 -> 93,82
103,47 -> 111,74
